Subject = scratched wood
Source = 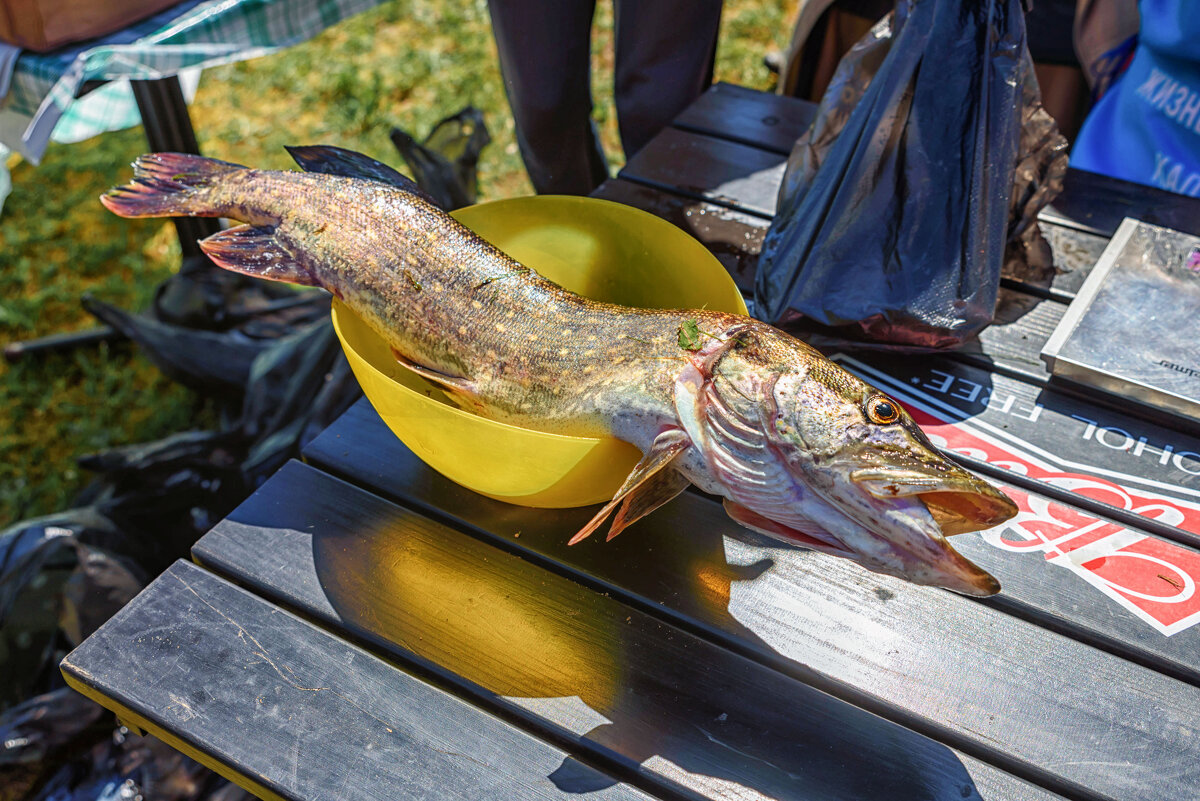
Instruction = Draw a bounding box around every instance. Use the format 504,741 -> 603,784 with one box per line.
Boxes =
957,293 -> 1063,384
619,127 -> 786,218
303,403 -> 1200,801
61,560 -> 655,801
673,82 -> 818,156
591,179 -> 769,295
1037,225 -> 1112,297
195,460 -> 1066,801
1041,167 -> 1200,239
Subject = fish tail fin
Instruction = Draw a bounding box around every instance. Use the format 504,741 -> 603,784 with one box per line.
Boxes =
100,153 -> 244,218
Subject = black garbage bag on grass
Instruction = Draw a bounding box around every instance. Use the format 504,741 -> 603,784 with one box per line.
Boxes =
755,0 -> 1068,348
390,106 -> 491,210
0,513 -> 145,713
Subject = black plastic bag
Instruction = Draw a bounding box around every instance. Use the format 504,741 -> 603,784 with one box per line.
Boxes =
390,107 -> 491,210
755,0 -> 1067,348
0,518 -> 145,713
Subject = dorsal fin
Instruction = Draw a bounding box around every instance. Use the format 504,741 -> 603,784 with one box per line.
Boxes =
284,145 -> 442,207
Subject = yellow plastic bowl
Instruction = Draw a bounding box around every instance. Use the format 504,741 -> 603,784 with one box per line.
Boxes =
332,194 -> 748,508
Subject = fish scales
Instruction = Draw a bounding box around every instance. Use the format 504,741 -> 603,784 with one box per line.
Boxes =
101,149 -> 1019,596
143,164 -> 759,438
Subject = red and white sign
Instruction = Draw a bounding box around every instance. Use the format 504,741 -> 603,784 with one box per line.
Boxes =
841,357 -> 1200,636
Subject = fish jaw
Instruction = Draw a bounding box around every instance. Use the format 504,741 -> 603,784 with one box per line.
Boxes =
672,324 -> 1011,596
797,475 -> 1003,596
762,368 -> 1013,596
721,472 -> 1002,597
849,461 -> 1018,536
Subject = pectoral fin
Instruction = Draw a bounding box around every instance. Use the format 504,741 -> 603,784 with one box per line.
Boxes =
391,348 -> 477,395
568,428 -> 691,545
606,467 -> 691,541
199,225 -> 318,286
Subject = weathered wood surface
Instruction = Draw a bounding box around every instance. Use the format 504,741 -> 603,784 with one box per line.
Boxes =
591,179 -> 769,295
61,560 -> 655,801
620,127 -> 786,218
196,460 -> 1066,801
303,408 -> 1200,801
673,82 -> 818,156
1041,167 -> 1200,239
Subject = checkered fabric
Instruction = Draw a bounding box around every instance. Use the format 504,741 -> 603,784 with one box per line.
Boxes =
0,0 -> 382,163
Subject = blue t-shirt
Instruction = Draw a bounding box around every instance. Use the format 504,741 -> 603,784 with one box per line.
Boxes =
1071,0 -> 1200,197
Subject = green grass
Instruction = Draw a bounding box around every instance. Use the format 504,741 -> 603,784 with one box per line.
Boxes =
0,0 -> 796,525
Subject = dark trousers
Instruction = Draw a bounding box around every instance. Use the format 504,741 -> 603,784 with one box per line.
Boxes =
488,0 -> 722,195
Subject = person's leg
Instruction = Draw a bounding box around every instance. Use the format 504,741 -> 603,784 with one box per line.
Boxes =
612,0 -> 722,158
488,0 -> 609,194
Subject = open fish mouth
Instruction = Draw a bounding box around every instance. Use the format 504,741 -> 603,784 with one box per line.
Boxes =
727,460 -> 1016,597
849,466 -> 1019,536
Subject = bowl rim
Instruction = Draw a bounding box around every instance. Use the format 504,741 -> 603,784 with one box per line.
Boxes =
332,193 -> 748,448
332,300 -> 613,446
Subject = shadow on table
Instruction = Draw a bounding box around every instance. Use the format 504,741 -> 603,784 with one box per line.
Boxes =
301,496 -> 990,801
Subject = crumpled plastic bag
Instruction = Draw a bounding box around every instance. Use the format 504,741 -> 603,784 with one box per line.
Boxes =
0,515 -> 140,689
4,709 -> 252,801
390,107 -> 491,210
755,0 -> 1068,348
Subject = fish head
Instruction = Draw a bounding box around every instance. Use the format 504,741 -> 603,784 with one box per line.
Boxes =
677,323 -> 1016,596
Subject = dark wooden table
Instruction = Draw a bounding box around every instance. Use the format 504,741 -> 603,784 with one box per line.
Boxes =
62,84 -> 1200,801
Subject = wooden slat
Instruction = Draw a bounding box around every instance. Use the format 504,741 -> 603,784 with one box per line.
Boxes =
196,461 -> 1067,801
1038,225 -> 1112,297
1041,168 -> 1200,239
673,82 -> 818,155
619,128 -> 786,218
303,405 -> 1200,801
306,398 -> 1200,687
61,560 -> 654,801
956,292 -> 1063,383
591,179 -> 768,295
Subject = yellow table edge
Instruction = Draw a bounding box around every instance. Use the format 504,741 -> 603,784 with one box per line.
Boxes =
61,669 -> 287,801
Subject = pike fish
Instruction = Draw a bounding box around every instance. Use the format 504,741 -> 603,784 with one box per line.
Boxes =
102,147 -> 1017,596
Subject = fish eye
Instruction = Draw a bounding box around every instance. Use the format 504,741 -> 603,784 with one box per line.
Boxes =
865,396 -> 900,425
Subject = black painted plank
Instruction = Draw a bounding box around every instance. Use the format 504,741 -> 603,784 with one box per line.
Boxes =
303,404 -> 1200,801
197,461 -> 1066,801
619,128 -> 785,218
1039,225 -> 1111,297
591,179 -> 768,296
957,292 -> 1063,383
61,560 -> 652,801
673,82 -> 818,156
1041,167 -> 1200,239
